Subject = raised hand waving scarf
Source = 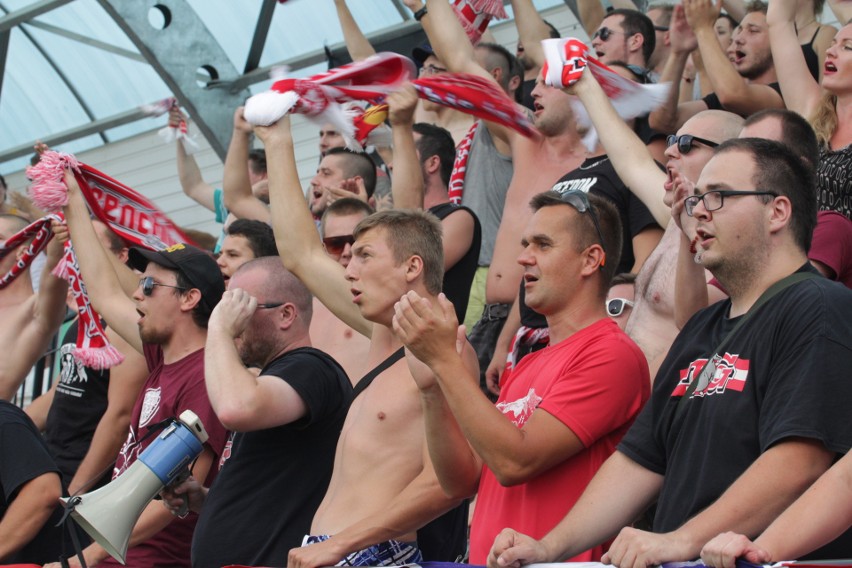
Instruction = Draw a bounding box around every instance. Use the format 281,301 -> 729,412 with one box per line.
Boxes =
25,151 -> 195,368
541,37 -> 670,150
244,53 -> 535,148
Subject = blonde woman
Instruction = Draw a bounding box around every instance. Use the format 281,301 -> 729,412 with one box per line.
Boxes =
769,0 -> 851,218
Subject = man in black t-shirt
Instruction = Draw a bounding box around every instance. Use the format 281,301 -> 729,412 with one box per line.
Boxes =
163,256 -> 353,568
488,139 -> 852,568
0,400 -> 81,563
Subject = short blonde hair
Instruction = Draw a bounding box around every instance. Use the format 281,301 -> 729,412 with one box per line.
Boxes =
354,209 -> 444,295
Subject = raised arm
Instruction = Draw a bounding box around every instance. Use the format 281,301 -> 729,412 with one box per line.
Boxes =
333,0 -> 376,62
255,118 -> 371,337
223,107 -> 271,223
510,0 -> 554,68
204,288 -> 308,432
67,328 -> 147,495
571,71 -> 670,225
172,108 -> 216,212
767,0 -> 823,118
33,234 -> 70,351
688,0 -> 784,116
827,0 -> 852,25
409,0 -> 515,149
649,4 -> 709,133
575,0 -> 607,36
61,172 -> 143,353
387,86 -> 425,210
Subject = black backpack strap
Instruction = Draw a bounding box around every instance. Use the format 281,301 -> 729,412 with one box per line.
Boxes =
353,347 -> 405,399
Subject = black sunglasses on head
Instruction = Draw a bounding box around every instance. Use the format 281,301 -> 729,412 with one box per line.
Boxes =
322,235 -> 356,258
557,190 -> 607,268
140,276 -> 186,297
666,134 -> 720,155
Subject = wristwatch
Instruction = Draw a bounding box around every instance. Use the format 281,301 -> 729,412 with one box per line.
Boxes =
414,6 -> 428,21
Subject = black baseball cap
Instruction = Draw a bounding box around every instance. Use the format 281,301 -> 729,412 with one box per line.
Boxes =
412,42 -> 436,66
128,243 -> 225,313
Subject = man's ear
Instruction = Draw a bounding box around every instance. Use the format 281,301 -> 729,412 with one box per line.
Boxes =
403,255 -> 425,285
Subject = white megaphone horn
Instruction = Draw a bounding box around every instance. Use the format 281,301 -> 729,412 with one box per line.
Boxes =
60,410 -> 209,565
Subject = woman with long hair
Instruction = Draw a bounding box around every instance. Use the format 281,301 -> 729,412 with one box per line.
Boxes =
769,0 -> 851,218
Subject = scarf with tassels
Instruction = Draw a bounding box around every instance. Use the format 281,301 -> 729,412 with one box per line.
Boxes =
25,151 -> 195,369
0,213 -> 125,369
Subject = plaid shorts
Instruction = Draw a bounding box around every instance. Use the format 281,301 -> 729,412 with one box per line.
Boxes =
302,535 -> 423,566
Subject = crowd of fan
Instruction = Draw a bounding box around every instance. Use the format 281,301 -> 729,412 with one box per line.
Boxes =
0,0 -> 851,566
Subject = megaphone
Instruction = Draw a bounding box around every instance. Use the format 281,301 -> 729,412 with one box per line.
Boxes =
60,410 -> 209,565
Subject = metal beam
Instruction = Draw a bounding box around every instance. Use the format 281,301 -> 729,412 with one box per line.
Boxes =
22,19 -> 146,62
220,19 -> 424,93
0,30 -> 8,100
0,0 -> 72,32
97,0 -> 250,160
0,107 -> 149,164
243,0 -> 276,74
9,6 -> 107,145
390,0 -> 410,19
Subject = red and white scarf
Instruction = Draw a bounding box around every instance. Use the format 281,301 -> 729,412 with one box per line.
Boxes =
541,38 -> 669,150
451,0 -> 508,44
140,97 -> 200,153
25,151 -> 195,368
447,121 -> 479,204
245,53 -> 535,148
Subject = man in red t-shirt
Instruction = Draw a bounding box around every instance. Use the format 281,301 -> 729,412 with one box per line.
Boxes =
394,190 -> 650,564
51,172 -> 228,568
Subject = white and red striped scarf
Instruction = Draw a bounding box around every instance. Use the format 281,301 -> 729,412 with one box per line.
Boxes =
447,121 -> 478,204
244,53 -> 535,150
24,151 -> 195,369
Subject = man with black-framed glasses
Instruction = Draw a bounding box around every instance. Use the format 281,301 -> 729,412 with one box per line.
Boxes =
488,138 -> 852,568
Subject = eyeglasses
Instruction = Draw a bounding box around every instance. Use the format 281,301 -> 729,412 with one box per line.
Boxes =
666,134 -> 720,155
140,276 -> 186,297
323,235 -> 356,258
256,302 -> 284,309
606,298 -> 635,317
419,64 -> 448,76
592,26 -> 627,41
684,189 -> 778,217
654,25 -> 669,32
558,190 -> 607,267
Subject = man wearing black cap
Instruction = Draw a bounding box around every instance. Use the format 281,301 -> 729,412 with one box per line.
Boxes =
50,171 -> 229,568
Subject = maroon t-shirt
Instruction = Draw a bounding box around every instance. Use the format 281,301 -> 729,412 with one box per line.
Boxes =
98,344 -> 227,568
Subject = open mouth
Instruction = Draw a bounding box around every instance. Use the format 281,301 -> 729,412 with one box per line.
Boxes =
523,273 -> 539,287
664,166 -> 676,192
696,227 -> 715,247
733,50 -> 746,65
595,50 -> 605,58
350,287 -> 362,303
825,61 -> 837,73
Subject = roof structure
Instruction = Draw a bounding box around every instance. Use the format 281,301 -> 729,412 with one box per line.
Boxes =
0,0 -> 567,173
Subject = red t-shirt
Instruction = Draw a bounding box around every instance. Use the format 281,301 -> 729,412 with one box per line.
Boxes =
469,318 -> 650,564
98,345 -> 227,568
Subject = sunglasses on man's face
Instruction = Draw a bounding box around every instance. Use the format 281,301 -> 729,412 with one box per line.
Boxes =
606,298 -> 635,317
322,235 -> 356,258
666,134 -> 720,155
592,26 -> 627,41
139,276 -> 186,297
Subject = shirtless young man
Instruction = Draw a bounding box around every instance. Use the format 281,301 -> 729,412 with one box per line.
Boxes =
255,116 -> 478,568
0,214 -> 68,400
568,68 -> 742,377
